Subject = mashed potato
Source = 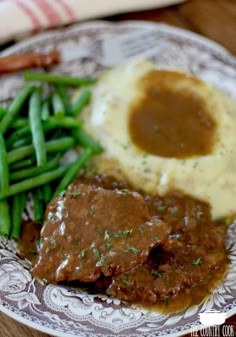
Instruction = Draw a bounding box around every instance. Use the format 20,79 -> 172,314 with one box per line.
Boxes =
81,60 -> 236,220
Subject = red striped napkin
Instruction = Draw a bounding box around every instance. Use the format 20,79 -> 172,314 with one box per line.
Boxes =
0,0 -> 187,44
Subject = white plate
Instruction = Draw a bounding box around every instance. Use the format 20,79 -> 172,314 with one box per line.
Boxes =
0,21 -> 236,337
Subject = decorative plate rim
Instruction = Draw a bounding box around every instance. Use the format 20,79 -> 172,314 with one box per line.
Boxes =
0,20 -> 236,337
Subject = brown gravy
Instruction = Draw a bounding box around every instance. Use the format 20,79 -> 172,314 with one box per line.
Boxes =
17,175 -> 229,314
129,70 -> 216,158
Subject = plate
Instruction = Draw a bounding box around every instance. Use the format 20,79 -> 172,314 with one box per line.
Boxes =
0,21 -> 236,337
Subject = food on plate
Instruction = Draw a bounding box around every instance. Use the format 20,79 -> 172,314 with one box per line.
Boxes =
30,174 -> 228,311
0,59 -> 234,313
81,59 -> 236,220
32,175 -> 169,283
0,72 -> 101,238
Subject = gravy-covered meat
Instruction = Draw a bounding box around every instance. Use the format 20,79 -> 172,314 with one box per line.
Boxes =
105,195 -> 228,305
32,176 -> 169,283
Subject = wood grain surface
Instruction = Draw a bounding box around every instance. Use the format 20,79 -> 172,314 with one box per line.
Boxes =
1,0 -> 236,336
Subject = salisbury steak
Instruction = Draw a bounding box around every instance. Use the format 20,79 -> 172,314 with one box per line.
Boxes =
32,176 -> 169,283
105,195 -> 228,305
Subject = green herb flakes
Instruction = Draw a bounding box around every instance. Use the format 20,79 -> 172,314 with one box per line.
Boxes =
58,246 -> 64,254
68,191 -> 81,198
128,246 -> 138,255
152,236 -> 160,242
157,205 -> 166,211
122,277 -> 130,286
151,269 -> 162,278
113,232 -> 120,238
172,207 -> 179,217
80,249 -> 86,258
106,242 -> 112,249
192,257 -> 202,265
50,237 -> 56,245
98,228 -> 103,235
89,206 -> 96,214
123,229 -> 133,238
138,227 -> 144,234
93,248 -> 100,257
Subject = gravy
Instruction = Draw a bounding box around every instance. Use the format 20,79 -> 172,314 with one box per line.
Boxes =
129,70 -> 216,158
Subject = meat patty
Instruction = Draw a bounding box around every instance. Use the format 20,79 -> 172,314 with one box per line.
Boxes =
104,195 -> 228,304
32,176 -> 170,283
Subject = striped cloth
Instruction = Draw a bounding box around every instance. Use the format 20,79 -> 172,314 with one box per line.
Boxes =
0,0 -> 187,44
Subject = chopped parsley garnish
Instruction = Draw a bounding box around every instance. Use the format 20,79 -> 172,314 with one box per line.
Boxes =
138,227 -> 144,234
157,205 -> 166,211
165,297 -> 169,305
58,246 -> 64,254
106,242 -> 112,249
113,232 -> 120,238
192,257 -> 202,265
80,249 -> 86,258
42,278 -> 48,285
64,210 -> 69,219
128,246 -> 138,255
50,237 -> 56,245
151,269 -> 162,278
181,159 -> 187,165
123,229 -> 133,238
152,236 -> 160,242
98,228 -> 103,235
196,211 -> 203,219
29,249 -> 37,255
45,246 -> 50,254
89,206 -> 96,214
120,189 -> 128,194
93,248 -> 100,257
122,277 -> 130,286
96,254 -> 105,266
144,167 -> 150,173
172,207 -> 179,217
68,191 -> 81,198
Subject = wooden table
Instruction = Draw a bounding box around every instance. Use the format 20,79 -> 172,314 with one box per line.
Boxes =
1,0 -> 236,336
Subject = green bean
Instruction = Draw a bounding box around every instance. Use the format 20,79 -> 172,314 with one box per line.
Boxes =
11,193 -> 26,239
43,183 -> 52,203
73,129 -> 103,154
0,164 -> 70,200
7,118 -> 80,150
6,125 -> 31,149
10,155 -> 60,181
29,90 -> 47,167
52,92 -> 65,119
71,89 -> 91,116
7,137 -> 75,165
10,158 -> 35,170
0,199 -> 11,236
24,71 -> 96,87
0,106 -> 6,120
32,188 -> 44,223
0,86 -> 33,135
56,85 -> 71,115
53,148 -> 92,197
11,136 -> 32,149
0,132 -> 9,194
46,117 -> 81,129
41,99 -> 50,121
11,118 -> 29,129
